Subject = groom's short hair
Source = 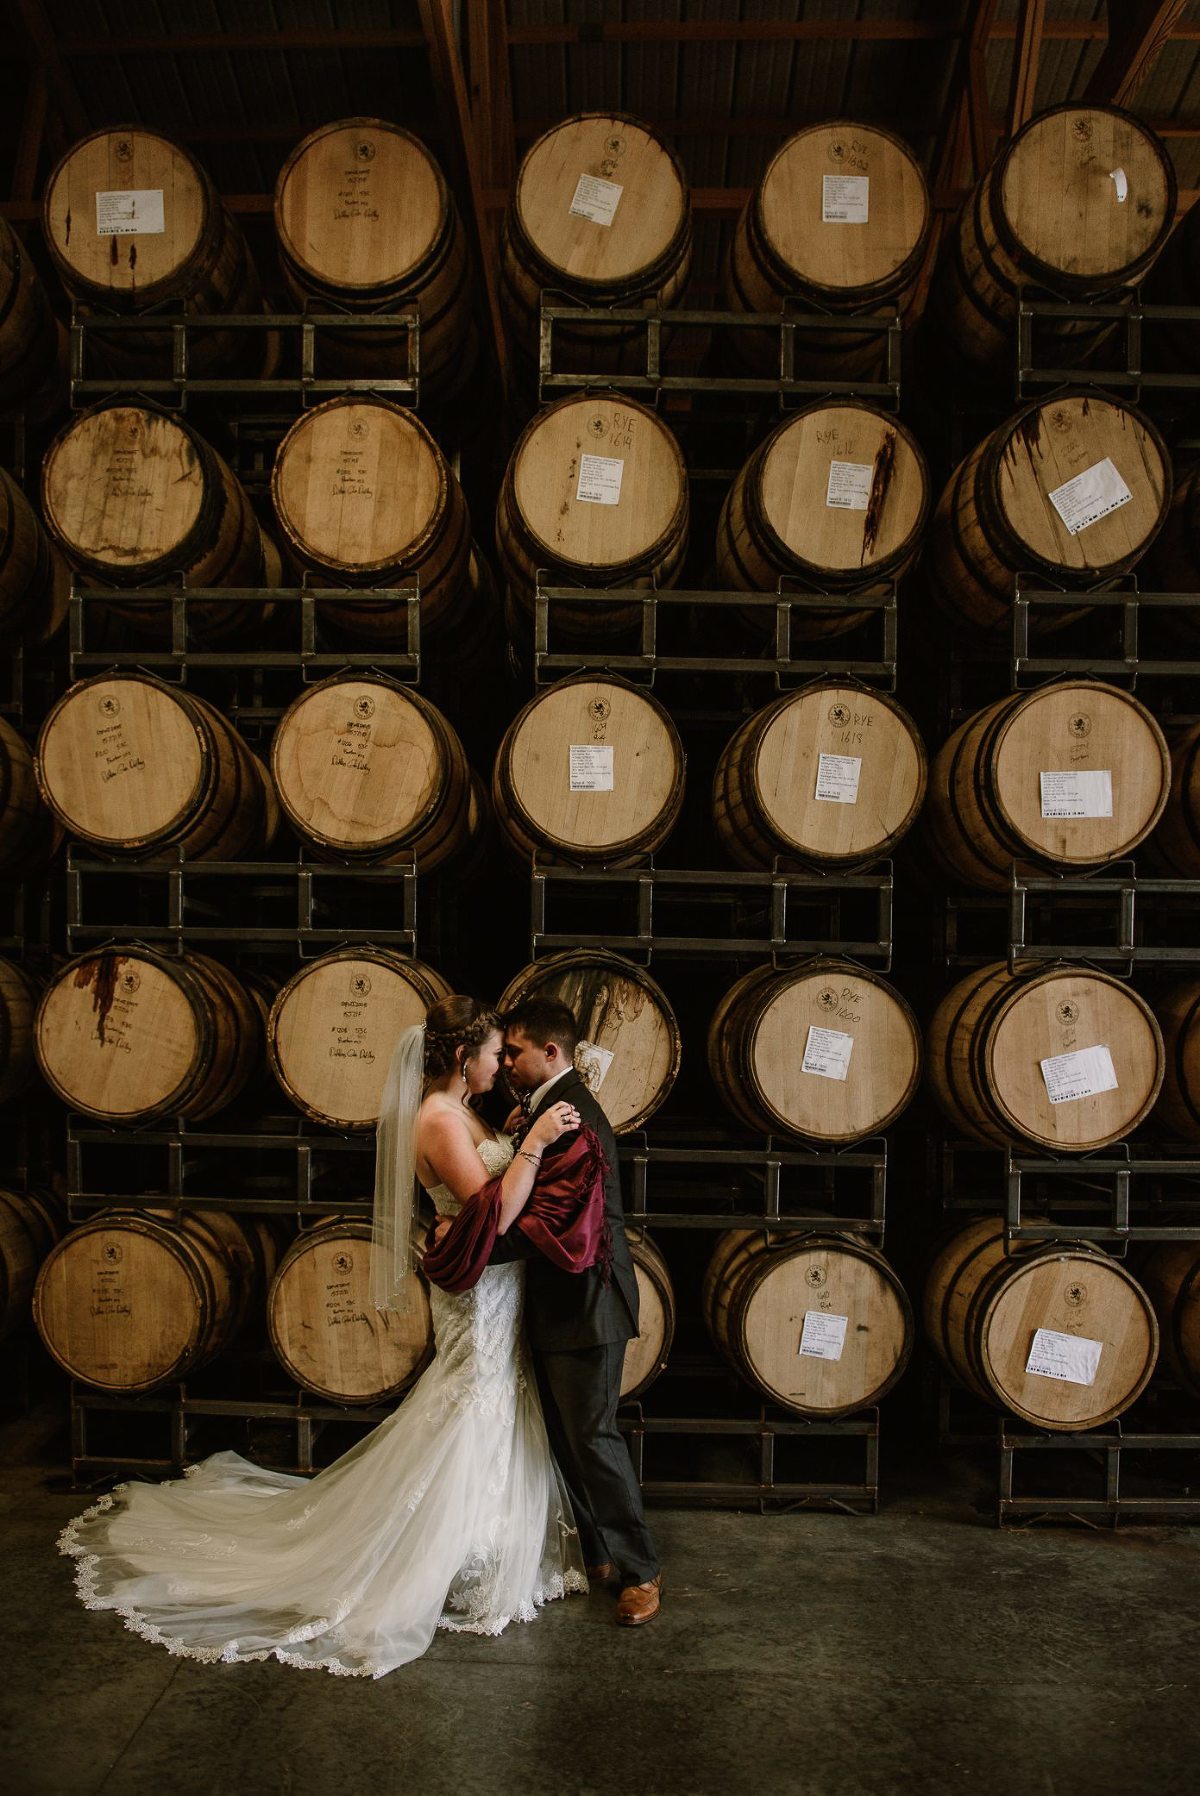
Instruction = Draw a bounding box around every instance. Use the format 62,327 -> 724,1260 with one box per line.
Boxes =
504,997 -> 578,1058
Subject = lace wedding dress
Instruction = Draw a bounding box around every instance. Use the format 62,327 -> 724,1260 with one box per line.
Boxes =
58,1138 -> 587,1677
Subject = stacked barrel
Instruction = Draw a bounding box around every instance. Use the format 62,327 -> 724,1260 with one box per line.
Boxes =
5,95 -> 1199,1517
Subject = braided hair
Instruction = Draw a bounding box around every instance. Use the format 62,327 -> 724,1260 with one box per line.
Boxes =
423,994 -> 502,1096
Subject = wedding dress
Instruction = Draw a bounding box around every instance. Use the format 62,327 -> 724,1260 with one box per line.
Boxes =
58,1138 -> 587,1678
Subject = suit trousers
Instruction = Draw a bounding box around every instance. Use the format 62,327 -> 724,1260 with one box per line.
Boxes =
535,1341 -> 660,1587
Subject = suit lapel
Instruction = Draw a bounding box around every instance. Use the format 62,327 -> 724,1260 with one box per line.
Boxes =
530,1068 -> 584,1124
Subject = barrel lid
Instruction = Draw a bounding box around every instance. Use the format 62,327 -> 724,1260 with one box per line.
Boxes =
43,127 -> 209,297
511,394 -> 686,572
501,678 -> 682,864
749,685 -> 925,861
990,682 -> 1169,868
497,949 -> 680,1133
269,951 -> 443,1127
272,678 -> 446,855
756,121 -> 929,295
756,403 -> 928,578
38,677 -> 206,848
42,406 -> 208,573
986,966 -> 1163,1151
741,963 -> 919,1142
275,119 -> 447,291
992,394 -> 1170,575
997,105 -> 1174,283
35,950 -> 203,1121
734,1236 -> 911,1413
978,1246 -> 1158,1429
269,1221 -> 432,1402
271,398 -> 447,576
514,114 -> 687,286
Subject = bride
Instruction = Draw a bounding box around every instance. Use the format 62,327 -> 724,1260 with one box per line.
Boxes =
58,995 -> 592,1677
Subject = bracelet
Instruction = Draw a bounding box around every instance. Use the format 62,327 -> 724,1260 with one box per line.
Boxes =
517,1149 -> 542,1167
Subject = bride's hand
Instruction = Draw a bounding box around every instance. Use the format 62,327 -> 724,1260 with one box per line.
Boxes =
501,1103 -> 525,1135
526,1100 -> 581,1149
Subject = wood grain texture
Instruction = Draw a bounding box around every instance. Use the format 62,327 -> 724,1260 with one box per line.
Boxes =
924,1216 -> 1158,1429
498,950 -> 680,1133
621,1229 -> 675,1400
705,1228 -> 913,1417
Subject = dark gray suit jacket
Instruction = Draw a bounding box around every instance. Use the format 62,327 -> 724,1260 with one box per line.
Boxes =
491,1068 -> 639,1353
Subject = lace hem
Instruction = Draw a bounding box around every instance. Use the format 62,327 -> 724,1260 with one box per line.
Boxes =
58,1492 -> 588,1680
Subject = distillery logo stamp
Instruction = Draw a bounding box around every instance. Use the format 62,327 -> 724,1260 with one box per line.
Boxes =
1065,1282 -> 1088,1308
334,1252 -> 354,1275
350,974 -> 372,998
120,970 -> 141,996
103,1242 -> 123,1264
806,1265 -> 827,1288
354,696 -> 376,721
355,141 -> 376,162
817,988 -> 839,1013
99,695 -> 121,718
1057,1000 -> 1079,1025
589,697 -> 611,723
1069,713 -> 1092,739
828,703 -> 851,727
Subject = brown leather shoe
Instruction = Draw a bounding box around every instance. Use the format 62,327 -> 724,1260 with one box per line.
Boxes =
587,1561 -> 615,1583
616,1574 -> 662,1627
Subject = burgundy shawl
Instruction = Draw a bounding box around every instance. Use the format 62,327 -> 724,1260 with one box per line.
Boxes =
423,1125 -> 612,1295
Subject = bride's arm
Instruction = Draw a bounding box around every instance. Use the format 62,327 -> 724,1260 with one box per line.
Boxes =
421,1103 -> 580,1234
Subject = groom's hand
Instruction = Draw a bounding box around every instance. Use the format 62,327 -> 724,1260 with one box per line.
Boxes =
430,1218 -> 452,1247
502,1104 -> 525,1135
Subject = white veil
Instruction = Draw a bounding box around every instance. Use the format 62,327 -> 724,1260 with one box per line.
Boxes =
370,1022 -> 426,1313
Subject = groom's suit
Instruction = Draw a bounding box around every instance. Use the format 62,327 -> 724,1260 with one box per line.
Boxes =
491,1067 -> 659,1583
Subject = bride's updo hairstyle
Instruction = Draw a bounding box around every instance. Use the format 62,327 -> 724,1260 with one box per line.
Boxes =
423,994 -> 502,1087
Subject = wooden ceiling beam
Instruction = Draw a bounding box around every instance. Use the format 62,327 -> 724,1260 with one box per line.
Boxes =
467,0 -> 516,194
1084,2 -> 1189,106
56,29 -> 425,55
1007,0 -> 1047,139
9,0 -> 89,139
10,70 -> 48,202
502,19 -> 1200,47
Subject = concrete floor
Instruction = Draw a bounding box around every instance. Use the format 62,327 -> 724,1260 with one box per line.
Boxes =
2,1410 -> 1199,1796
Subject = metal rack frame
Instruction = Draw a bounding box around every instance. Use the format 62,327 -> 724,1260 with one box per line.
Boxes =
65,849 -> 418,958
619,1133 -> 887,1240
69,309 -> 420,410
537,296 -> 902,411
1011,580 -> 1200,687
1017,296 -> 1200,403
533,580 -> 898,691
531,858 -> 894,967
937,863 -> 1200,976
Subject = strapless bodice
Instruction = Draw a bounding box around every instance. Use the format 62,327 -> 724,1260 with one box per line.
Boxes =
426,1135 -> 515,1216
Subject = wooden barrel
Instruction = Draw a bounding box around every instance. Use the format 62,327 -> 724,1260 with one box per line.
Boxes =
1149,979 -> 1200,1139
492,673 -> 684,867
42,126 -> 265,374
498,950 -> 680,1133
621,1229 -> 675,1401
271,674 -> 481,874
270,396 -> 473,640
41,404 -> 277,644
267,1217 -> 433,1404
0,715 -> 60,878
924,1216 -> 1159,1431
930,391 -> 1172,635
924,680 -> 1170,891
715,402 -> 929,638
928,103 -> 1176,379
713,683 -> 926,870
496,392 -> 688,641
1146,719 -> 1200,879
268,948 -> 452,1130
37,672 -> 279,861
0,216 -> 62,408
0,957 -> 37,1106
726,121 -> 930,377
0,1188 -> 62,1342
274,118 -> 476,405
1137,1240 -> 1200,1398
926,961 -> 1163,1152
708,960 -> 921,1144
35,948 -> 267,1125
704,1228 -> 913,1417
33,1207 -> 272,1392
500,112 -> 691,374
0,466 -> 70,647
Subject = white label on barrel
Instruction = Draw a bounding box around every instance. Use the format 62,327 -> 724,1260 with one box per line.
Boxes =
1039,770 -> 1113,819
95,189 -> 164,235
799,1311 -> 849,1361
569,745 -> 614,791
815,753 -> 862,804
569,173 -> 623,227
802,1025 -> 854,1082
825,460 -> 873,511
576,454 -> 624,505
1025,1327 -> 1104,1386
1047,458 -> 1133,536
576,1040 -> 615,1090
822,174 -> 869,223
1109,167 -> 1129,203
1040,1044 -> 1119,1105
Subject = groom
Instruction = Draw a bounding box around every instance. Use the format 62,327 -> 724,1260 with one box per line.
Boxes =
492,995 -> 662,1627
